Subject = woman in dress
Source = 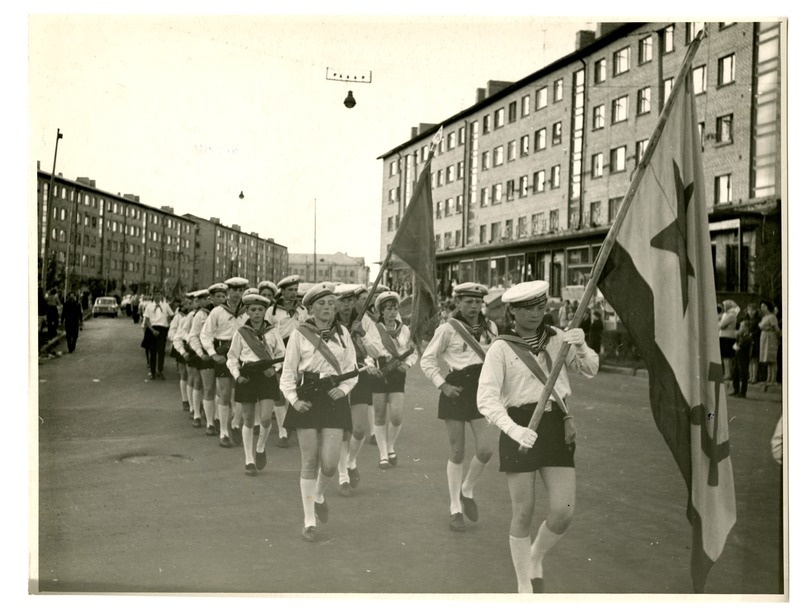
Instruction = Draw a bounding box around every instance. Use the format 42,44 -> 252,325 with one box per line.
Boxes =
279,282 -> 357,542
718,300 -> 739,382
758,299 -> 781,385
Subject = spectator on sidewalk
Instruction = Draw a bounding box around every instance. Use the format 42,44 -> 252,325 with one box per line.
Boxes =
45,288 -> 61,340
758,300 -> 780,385
718,300 -> 739,382
744,303 -> 762,384
61,292 -> 83,353
731,320 -> 752,398
587,310 -> 604,356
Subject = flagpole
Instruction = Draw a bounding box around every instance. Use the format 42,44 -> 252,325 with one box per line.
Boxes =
519,31 -> 707,448
354,125 -> 443,323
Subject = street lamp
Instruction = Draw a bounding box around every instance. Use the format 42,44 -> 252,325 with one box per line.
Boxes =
41,129 -> 63,290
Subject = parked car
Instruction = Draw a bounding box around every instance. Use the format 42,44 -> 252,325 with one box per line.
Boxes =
92,297 -> 119,318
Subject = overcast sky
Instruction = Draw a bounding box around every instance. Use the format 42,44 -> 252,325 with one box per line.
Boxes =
28,7 -> 601,273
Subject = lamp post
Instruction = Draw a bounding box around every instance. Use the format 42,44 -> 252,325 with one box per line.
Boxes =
313,198 -> 317,282
41,128 -> 63,290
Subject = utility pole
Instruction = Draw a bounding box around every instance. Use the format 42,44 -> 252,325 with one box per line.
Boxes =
313,198 -> 317,282
64,188 -> 80,298
41,129 -> 63,289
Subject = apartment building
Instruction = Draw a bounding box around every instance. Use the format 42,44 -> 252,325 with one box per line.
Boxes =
288,252 -> 370,285
378,21 -> 782,304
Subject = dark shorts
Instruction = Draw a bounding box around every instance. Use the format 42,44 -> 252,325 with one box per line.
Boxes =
498,405 -> 575,473
437,364 -> 483,422
372,358 -> 407,394
235,371 -> 281,404
194,355 -> 216,370
283,388 -> 352,431
349,372 -> 375,406
213,339 -> 233,379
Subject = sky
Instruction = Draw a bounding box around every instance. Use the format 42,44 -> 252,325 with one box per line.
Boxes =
28,6 -> 599,273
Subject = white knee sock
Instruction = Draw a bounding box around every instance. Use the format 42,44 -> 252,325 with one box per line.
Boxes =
374,425 -> 388,460
300,478 -> 316,527
275,404 -> 288,437
217,403 -> 230,437
447,460 -> 464,514
202,398 -> 216,424
387,422 -> 402,454
242,425 -> 254,465
530,520 -> 564,580
179,379 -> 188,402
192,388 -> 203,418
461,456 -> 488,499
256,421 -> 270,453
338,444 -> 349,484
315,469 -> 333,504
347,436 -> 365,469
509,535 -> 534,593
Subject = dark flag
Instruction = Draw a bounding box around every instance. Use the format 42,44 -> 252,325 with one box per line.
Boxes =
597,54 -> 735,592
391,159 -> 439,348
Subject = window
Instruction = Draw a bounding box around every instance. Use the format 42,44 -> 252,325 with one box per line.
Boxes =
611,96 -> 628,123
458,126 -> 466,145
387,216 -> 394,231
611,146 -> 627,173
482,151 -> 491,170
716,114 -> 733,144
437,169 -> 444,187
593,105 -> 605,130
508,101 -> 517,123
715,174 -> 732,204
494,108 -> 505,129
551,164 -> 561,189
517,216 -> 527,237
591,153 -> 604,178
446,165 -> 455,183
609,196 -> 623,222
549,209 -> 560,232
639,35 -> 653,64
493,145 -> 505,166
480,187 -> 489,207
590,201 -> 602,226
613,46 -> 630,76
520,135 -> 530,156
445,198 -> 454,216
507,140 -> 517,162
455,195 -> 463,213
594,58 -> 607,83
457,161 -> 465,179
662,24 -> 675,54
533,170 -> 546,193
482,114 -> 491,134
637,87 -> 651,115
435,202 -> 442,219
521,95 -> 530,117
443,231 -> 452,248
492,183 -> 503,204
693,65 -> 707,94
635,139 -> 649,166
435,234 -> 441,250
534,128 -> 547,152
686,22 -> 705,43
552,122 -> 562,145
663,77 -> 674,102
519,175 -> 529,197
718,54 -> 736,86
447,132 -> 456,150
454,229 -> 461,246
553,78 -> 563,102
506,179 -> 515,201
535,86 -> 548,110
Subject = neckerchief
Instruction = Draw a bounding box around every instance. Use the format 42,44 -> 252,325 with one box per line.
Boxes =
238,320 -> 273,361
297,320 -> 343,374
519,323 -> 557,357
220,300 -> 246,318
375,318 -> 404,358
452,311 -> 495,343
271,298 -> 301,318
447,318 -> 487,361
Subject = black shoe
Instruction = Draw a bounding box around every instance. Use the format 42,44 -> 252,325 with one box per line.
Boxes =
531,578 -> 545,593
244,463 -> 256,476
314,500 -> 329,524
339,482 -> 352,497
231,427 -> 242,446
206,425 -> 216,436
348,467 -> 361,489
157,372 -> 166,380
449,512 -> 466,532
301,525 -> 318,542
255,450 -> 267,470
192,417 -> 202,428
388,452 -> 398,466
277,436 -> 289,448
182,401 -> 190,411
219,436 -> 232,448
460,492 -> 479,522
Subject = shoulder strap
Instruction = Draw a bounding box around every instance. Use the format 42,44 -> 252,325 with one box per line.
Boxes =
447,318 -> 486,361
297,324 -> 342,374
375,322 -> 401,358
497,335 -> 569,413
237,325 -> 273,361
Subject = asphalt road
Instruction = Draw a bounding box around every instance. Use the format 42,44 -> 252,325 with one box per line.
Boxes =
34,315 -> 785,596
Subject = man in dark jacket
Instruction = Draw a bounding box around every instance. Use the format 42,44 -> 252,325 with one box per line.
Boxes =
61,292 -> 83,353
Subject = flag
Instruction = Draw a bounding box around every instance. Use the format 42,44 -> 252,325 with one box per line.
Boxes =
597,65 -> 736,592
391,161 -> 438,348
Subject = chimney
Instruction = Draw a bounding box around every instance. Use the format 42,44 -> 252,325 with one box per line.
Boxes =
411,126 -> 418,139
575,29 -> 596,50
125,194 -> 141,203
597,23 -> 622,38
232,224 -> 241,231
486,80 -> 513,97
418,123 -> 436,135
160,205 -> 173,213
210,217 -> 220,224
476,87 -> 486,103
250,231 -> 259,238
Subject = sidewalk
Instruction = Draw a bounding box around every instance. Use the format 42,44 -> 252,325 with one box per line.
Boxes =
599,362 -> 783,402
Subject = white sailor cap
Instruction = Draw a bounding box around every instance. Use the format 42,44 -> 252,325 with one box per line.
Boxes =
368,283 -> 391,304
334,283 -> 360,300
192,289 -> 210,299
453,282 -> 489,298
277,275 -> 301,289
242,287 -> 260,297
501,281 -> 549,307
375,291 -> 401,312
224,276 -> 249,289
242,292 -> 271,307
208,282 -> 229,295
258,280 -> 278,295
302,282 -> 337,308
353,284 -> 368,297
